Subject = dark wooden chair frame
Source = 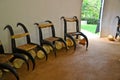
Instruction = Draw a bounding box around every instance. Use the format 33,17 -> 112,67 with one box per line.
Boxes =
0,41 -> 30,80
61,16 -> 89,50
0,40 -> 29,70
34,20 -> 67,57
4,24 -> 39,70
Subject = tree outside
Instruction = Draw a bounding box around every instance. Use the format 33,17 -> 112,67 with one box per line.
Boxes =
81,0 -> 101,22
81,0 -> 101,34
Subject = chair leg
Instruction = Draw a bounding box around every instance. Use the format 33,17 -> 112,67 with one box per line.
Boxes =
65,34 -> 76,50
42,41 -> 57,57
36,45 -> 48,60
115,33 -> 118,39
14,49 -> 35,70
79,32 -> 89,50
9,53 -> 29,71
57,38 -> 68,51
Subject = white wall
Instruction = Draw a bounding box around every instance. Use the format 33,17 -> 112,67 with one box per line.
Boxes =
100,0 -> 120,37
0,0 -> 82,52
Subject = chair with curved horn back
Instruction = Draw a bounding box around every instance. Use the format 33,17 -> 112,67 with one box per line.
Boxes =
0,41 -> 29,80
61,16 -> 89,50
0,40 -> 29,70
16,22 -> 48,60
4,25 -> 36,70
34,20 -> 68,57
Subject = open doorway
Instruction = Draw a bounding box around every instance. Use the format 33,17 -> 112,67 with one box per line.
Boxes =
81,0 -> 104,38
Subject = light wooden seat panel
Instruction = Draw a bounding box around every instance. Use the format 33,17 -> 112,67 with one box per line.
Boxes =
0,54 -> 13,63
44,37 -> 59,42
17,44 -> 37,51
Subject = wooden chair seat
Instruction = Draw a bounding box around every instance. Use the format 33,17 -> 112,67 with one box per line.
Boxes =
44,37 -> 59,42
0,54 -> 13,63
68,32 -> 77,36
17,44 -> 37,51
68,32 -> 83,36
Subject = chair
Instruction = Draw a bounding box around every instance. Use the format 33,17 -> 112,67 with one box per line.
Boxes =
34,20 -> 67,57
4,24 -> 41,70
115,16 -> 120,39
16,22 -> 48,59
0,41 -> 29,80
61,16 -> 89,50
0,40 -> 29,70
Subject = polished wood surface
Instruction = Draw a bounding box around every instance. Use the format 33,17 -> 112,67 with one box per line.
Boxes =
17,44 -> 37,51
0,54 -> 13,63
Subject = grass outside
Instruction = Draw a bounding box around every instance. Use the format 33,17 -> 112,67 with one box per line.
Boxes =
81,24 -> 97,34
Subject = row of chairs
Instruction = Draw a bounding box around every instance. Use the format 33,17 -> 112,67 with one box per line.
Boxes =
0,16 -> 89,80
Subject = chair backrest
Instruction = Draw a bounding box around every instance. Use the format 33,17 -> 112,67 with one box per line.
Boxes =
61,16 -> 80,33
17,23 -> 31,44
34,20 -> 56,42
4,23 -> 31,52
4,25 -> 16,52
116,16 -> 120,25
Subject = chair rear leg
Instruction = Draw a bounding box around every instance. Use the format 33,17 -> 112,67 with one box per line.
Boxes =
14,49 -> 35,70
65,34 -> 76,50
42,41 -> 56,57
79,32 -> 89,50
58,38 -> 68,51
9,53 -> 29,71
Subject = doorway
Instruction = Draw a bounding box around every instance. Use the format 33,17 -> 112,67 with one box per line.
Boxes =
81,0 -> 104,38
